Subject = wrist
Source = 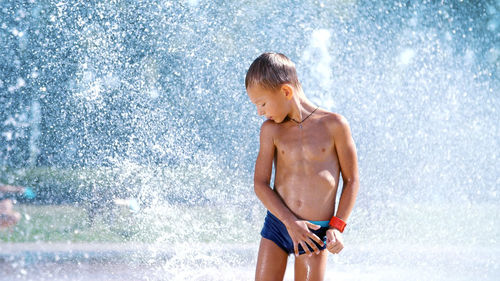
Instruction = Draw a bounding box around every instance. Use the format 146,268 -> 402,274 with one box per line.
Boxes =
328,216 -> 346,233
281,214 -> 298,228
328,226 -> 342,232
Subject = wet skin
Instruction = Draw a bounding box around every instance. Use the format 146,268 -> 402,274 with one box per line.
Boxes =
248,84 -> 359,281
272,112 -> 340,222
247,84 -> 357,223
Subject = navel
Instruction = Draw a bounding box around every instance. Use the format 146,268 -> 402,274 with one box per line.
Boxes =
321,148 -> 326,152
281,150 -> 285,154
295,200 -> 303,208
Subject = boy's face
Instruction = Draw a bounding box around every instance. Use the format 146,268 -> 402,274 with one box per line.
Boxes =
247,84 -> 290,123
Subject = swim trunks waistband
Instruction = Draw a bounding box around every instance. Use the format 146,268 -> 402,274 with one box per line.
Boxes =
308,220 -> 330,228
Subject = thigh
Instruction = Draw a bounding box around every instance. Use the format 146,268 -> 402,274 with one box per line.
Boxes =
294,250 -> 328,281
0,199 -> 13,212
255,237 -> 289,281
0,212 -> 20,228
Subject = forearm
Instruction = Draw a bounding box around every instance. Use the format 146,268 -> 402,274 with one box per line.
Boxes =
254,183 -> 297,226
334,179 -> 359,222
0,184 -> 24,193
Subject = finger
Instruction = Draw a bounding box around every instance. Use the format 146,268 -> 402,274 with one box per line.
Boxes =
332,247 -> 342,254
327,237 -> 335,246
294,243 -> 299,257
307,232 -> 324,247
332,243 -> 343,254
305,221 -> 321,230
327,241 -> 339,252
328,245 -> 339,254
326,237 -> 333,245
305,239 -> 320,255
326,231 -> 335,244
329,240 -> 340,249
336,245 -> 344,253
299,241 -> 311,256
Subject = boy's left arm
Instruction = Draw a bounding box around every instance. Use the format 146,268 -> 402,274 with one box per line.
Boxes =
326,115 -> 359,254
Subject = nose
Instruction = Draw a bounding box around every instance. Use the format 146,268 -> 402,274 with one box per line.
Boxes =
257,107 -> 265,116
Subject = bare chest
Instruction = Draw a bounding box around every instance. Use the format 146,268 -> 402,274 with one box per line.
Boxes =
274,123 -> 335,162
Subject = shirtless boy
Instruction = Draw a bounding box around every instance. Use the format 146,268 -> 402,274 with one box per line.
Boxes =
245,53 -> 359,281
0,184 -> 35,229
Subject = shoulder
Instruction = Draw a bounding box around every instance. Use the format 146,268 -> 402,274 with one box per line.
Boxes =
259,119 -> 279,139
318,111 -> 350,132
260,119 -> 279,131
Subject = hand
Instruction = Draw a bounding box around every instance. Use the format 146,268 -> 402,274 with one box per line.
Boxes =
326,228 -> 344,254
285,220 -> 325,256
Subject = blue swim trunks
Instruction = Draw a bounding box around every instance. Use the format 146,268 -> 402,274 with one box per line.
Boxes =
260,211 -> 329,255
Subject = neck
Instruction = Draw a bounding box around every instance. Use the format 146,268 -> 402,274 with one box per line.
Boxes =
288,91 -> 317,122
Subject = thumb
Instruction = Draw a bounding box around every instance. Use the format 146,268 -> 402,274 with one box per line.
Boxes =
326,230 -> 336,244
306,221 -> 321,230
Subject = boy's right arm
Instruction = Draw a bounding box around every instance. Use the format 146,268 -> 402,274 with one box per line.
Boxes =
254,121 -> 324,256
0,184 -> 24,193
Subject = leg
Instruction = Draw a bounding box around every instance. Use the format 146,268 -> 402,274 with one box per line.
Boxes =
255,237 -> 289,281
294,250 -> 328,281
0,212 -> 21,228
0,199 -> 21,229
0,199 -> 14,212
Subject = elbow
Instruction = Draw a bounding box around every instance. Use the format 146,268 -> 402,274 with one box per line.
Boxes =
253,180 -> 269,196
253,184 -> 262,198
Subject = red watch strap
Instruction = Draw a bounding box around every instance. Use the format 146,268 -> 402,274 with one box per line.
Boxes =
328,216 -> 346,233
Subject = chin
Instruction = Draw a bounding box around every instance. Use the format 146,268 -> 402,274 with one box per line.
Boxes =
274,117 -> 286,123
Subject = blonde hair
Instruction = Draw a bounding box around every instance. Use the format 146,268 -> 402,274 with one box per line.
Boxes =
245,52 -> 301,91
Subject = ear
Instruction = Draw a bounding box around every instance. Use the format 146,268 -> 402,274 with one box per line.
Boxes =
281,84 -> 294,100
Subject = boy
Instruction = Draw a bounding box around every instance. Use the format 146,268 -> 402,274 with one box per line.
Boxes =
245,53 -> 359,281
0,184 -> 35,229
